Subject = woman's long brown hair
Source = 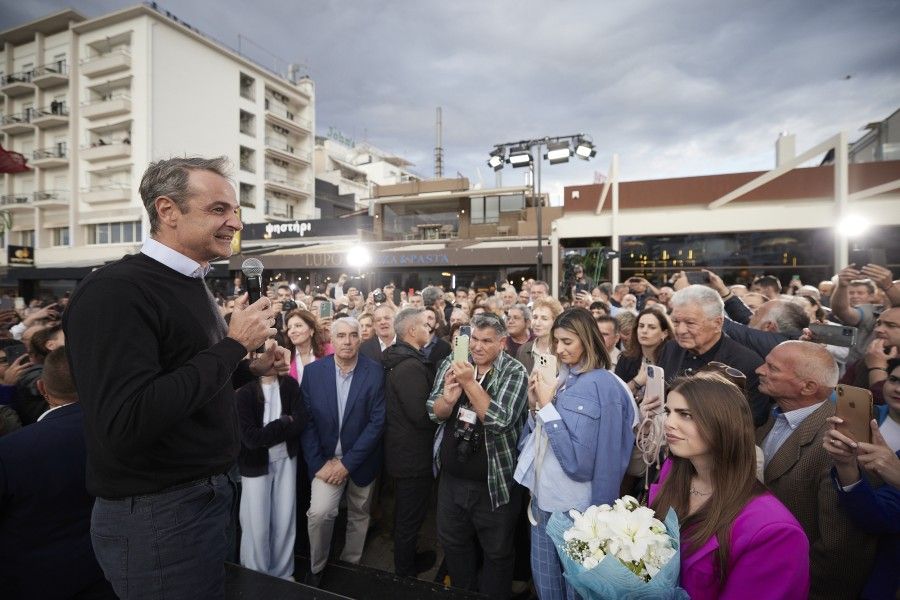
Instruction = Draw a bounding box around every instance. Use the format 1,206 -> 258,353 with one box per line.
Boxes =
650,372 -> 764,583
285,309 -> 325,358
551,307 -> 610,372
623,307 -> 673,361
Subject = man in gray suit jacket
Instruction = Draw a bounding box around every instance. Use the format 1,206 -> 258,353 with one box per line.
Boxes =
756,341 -> 876,600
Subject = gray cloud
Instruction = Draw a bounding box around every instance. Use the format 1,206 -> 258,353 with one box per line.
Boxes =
3,0 -> 898,200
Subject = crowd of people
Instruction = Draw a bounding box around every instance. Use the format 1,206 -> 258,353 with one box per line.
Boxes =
0,156 -> 897,600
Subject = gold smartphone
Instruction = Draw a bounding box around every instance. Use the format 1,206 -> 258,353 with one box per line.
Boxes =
835,384 -> 873,444
453,326 -> 470,363
536,354 -> 558,384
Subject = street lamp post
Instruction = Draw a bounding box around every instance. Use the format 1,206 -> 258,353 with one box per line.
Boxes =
488,134 -> 595,279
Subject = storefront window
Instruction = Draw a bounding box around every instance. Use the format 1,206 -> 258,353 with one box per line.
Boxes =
617,229 -> 835,286
382,200 -> 459,241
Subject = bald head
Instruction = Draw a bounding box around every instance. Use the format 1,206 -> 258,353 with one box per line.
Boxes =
757,340 -> 838,408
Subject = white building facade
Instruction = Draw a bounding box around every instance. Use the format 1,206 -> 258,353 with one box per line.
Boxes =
315,134 -> 420,210
0,5 -> 315,280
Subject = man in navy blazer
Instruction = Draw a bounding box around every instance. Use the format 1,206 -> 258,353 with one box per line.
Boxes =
300,316 -> 385,584
0,348 -> 114,599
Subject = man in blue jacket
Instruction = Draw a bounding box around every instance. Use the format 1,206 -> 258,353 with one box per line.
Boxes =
300,316 -> 385,586
0,348 -> 114,598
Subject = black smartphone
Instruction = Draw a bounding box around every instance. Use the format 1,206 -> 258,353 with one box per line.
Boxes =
808,323 -> 858,348
574,282 -> 589,293
849,248 -> 886,268
686,271 -> 710,285
4,343 -> 27,365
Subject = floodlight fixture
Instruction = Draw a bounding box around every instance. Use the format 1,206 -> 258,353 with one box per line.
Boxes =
507,147 -> 533,168
545,141 -> 571,165
487,148 -> 505,171
574,138 -> 596,160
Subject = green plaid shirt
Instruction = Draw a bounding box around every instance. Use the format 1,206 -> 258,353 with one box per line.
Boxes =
427,350 -> 528,509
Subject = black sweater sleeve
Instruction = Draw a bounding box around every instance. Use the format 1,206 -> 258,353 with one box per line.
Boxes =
65,276 -> 247,456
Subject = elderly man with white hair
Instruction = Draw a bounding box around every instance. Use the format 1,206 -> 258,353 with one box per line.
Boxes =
655,285 -> 771,426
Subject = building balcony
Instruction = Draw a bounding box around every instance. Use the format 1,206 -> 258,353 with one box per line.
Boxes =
264,170 -> 310,197
81,185 -> 130,204
0,194 -> 34,210
80,50 -> 131,78
264,103 -> 311,134
32,147 -> 69,168
264,198 -> 295,221
264,137 -> 311,166
82,95 -> 132,120
32,62 -> 69,88
0,112 -> 34,135
0,71 -> 35,97
32,190 -> 69,207
32,104 -> 69,129
81,141 -> 132,162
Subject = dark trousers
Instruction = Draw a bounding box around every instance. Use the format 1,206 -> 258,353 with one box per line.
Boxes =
393,475 -> 434,576
91,474 -> 234,600
437,472 -> 522,600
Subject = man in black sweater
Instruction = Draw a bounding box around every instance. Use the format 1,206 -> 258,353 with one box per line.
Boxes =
382,307 -> 437,577
63,157 -> 280,600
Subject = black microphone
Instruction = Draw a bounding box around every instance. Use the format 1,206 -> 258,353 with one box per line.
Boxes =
241,257 -> 266,352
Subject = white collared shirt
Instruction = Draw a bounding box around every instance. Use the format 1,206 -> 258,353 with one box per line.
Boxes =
378,336 -> 397,352
141,237 -> 210,279
37,404 -> 69,422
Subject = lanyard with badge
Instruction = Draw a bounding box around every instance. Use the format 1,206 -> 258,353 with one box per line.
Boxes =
453,368 -> 490,463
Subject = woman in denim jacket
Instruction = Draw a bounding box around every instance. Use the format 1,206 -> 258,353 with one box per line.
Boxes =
515,308 -> 637,600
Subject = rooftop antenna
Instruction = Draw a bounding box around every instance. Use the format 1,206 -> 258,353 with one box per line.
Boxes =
434,106 -> 444,179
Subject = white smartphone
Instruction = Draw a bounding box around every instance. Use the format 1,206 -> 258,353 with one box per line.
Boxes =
536,354 -> 558,383
645,365 -> 665,405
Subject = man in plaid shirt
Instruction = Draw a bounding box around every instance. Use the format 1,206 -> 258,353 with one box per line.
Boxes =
427,312 -> 528,599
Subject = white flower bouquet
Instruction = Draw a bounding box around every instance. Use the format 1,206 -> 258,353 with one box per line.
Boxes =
547,496 -> 688,599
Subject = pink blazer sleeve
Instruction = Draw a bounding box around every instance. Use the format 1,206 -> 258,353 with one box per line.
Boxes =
719,504 -> 810,600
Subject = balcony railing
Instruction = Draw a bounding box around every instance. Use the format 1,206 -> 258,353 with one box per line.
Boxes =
265,170 -> 310,192
33,190 -> 69,204
1,70 -> 34,85
264,199 -> 294,219
265,137 -> 311,162
33,61 -> 68,77
1,111 -> 33,125
0,194 -> 32,206
81,94 -> 132,119
33,146 -> 68,160
80,49 -> 131,77
264,101 -> 312,130
35,102 -> 69,117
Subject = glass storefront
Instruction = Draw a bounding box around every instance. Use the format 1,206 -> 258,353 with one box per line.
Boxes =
382,200 -> 460,241
561,225 -> 899,289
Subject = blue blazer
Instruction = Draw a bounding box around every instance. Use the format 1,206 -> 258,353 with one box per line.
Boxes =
299,354 -> 385,487
0,403 -> 109,598
832,451 -> 900,600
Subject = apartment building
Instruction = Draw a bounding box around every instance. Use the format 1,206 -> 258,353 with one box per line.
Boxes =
0,5 -> 314,290
314,134 -> 421,211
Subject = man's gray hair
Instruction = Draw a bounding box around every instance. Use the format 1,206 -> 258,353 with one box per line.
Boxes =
332,316 -> 361,334
139,156 -> 232,235
472,312 -> 507,337
394,307 -> 424,339
670,285 -> 724,318
421,285 -> 443,308
531,280 -> 550,293
509,304 -> 532,322
759,300 -> 810,335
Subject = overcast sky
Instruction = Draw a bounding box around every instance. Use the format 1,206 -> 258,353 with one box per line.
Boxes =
4,0 -> 899,203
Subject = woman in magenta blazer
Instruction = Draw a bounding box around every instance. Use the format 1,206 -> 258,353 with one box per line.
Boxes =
649,372 -> 809,600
